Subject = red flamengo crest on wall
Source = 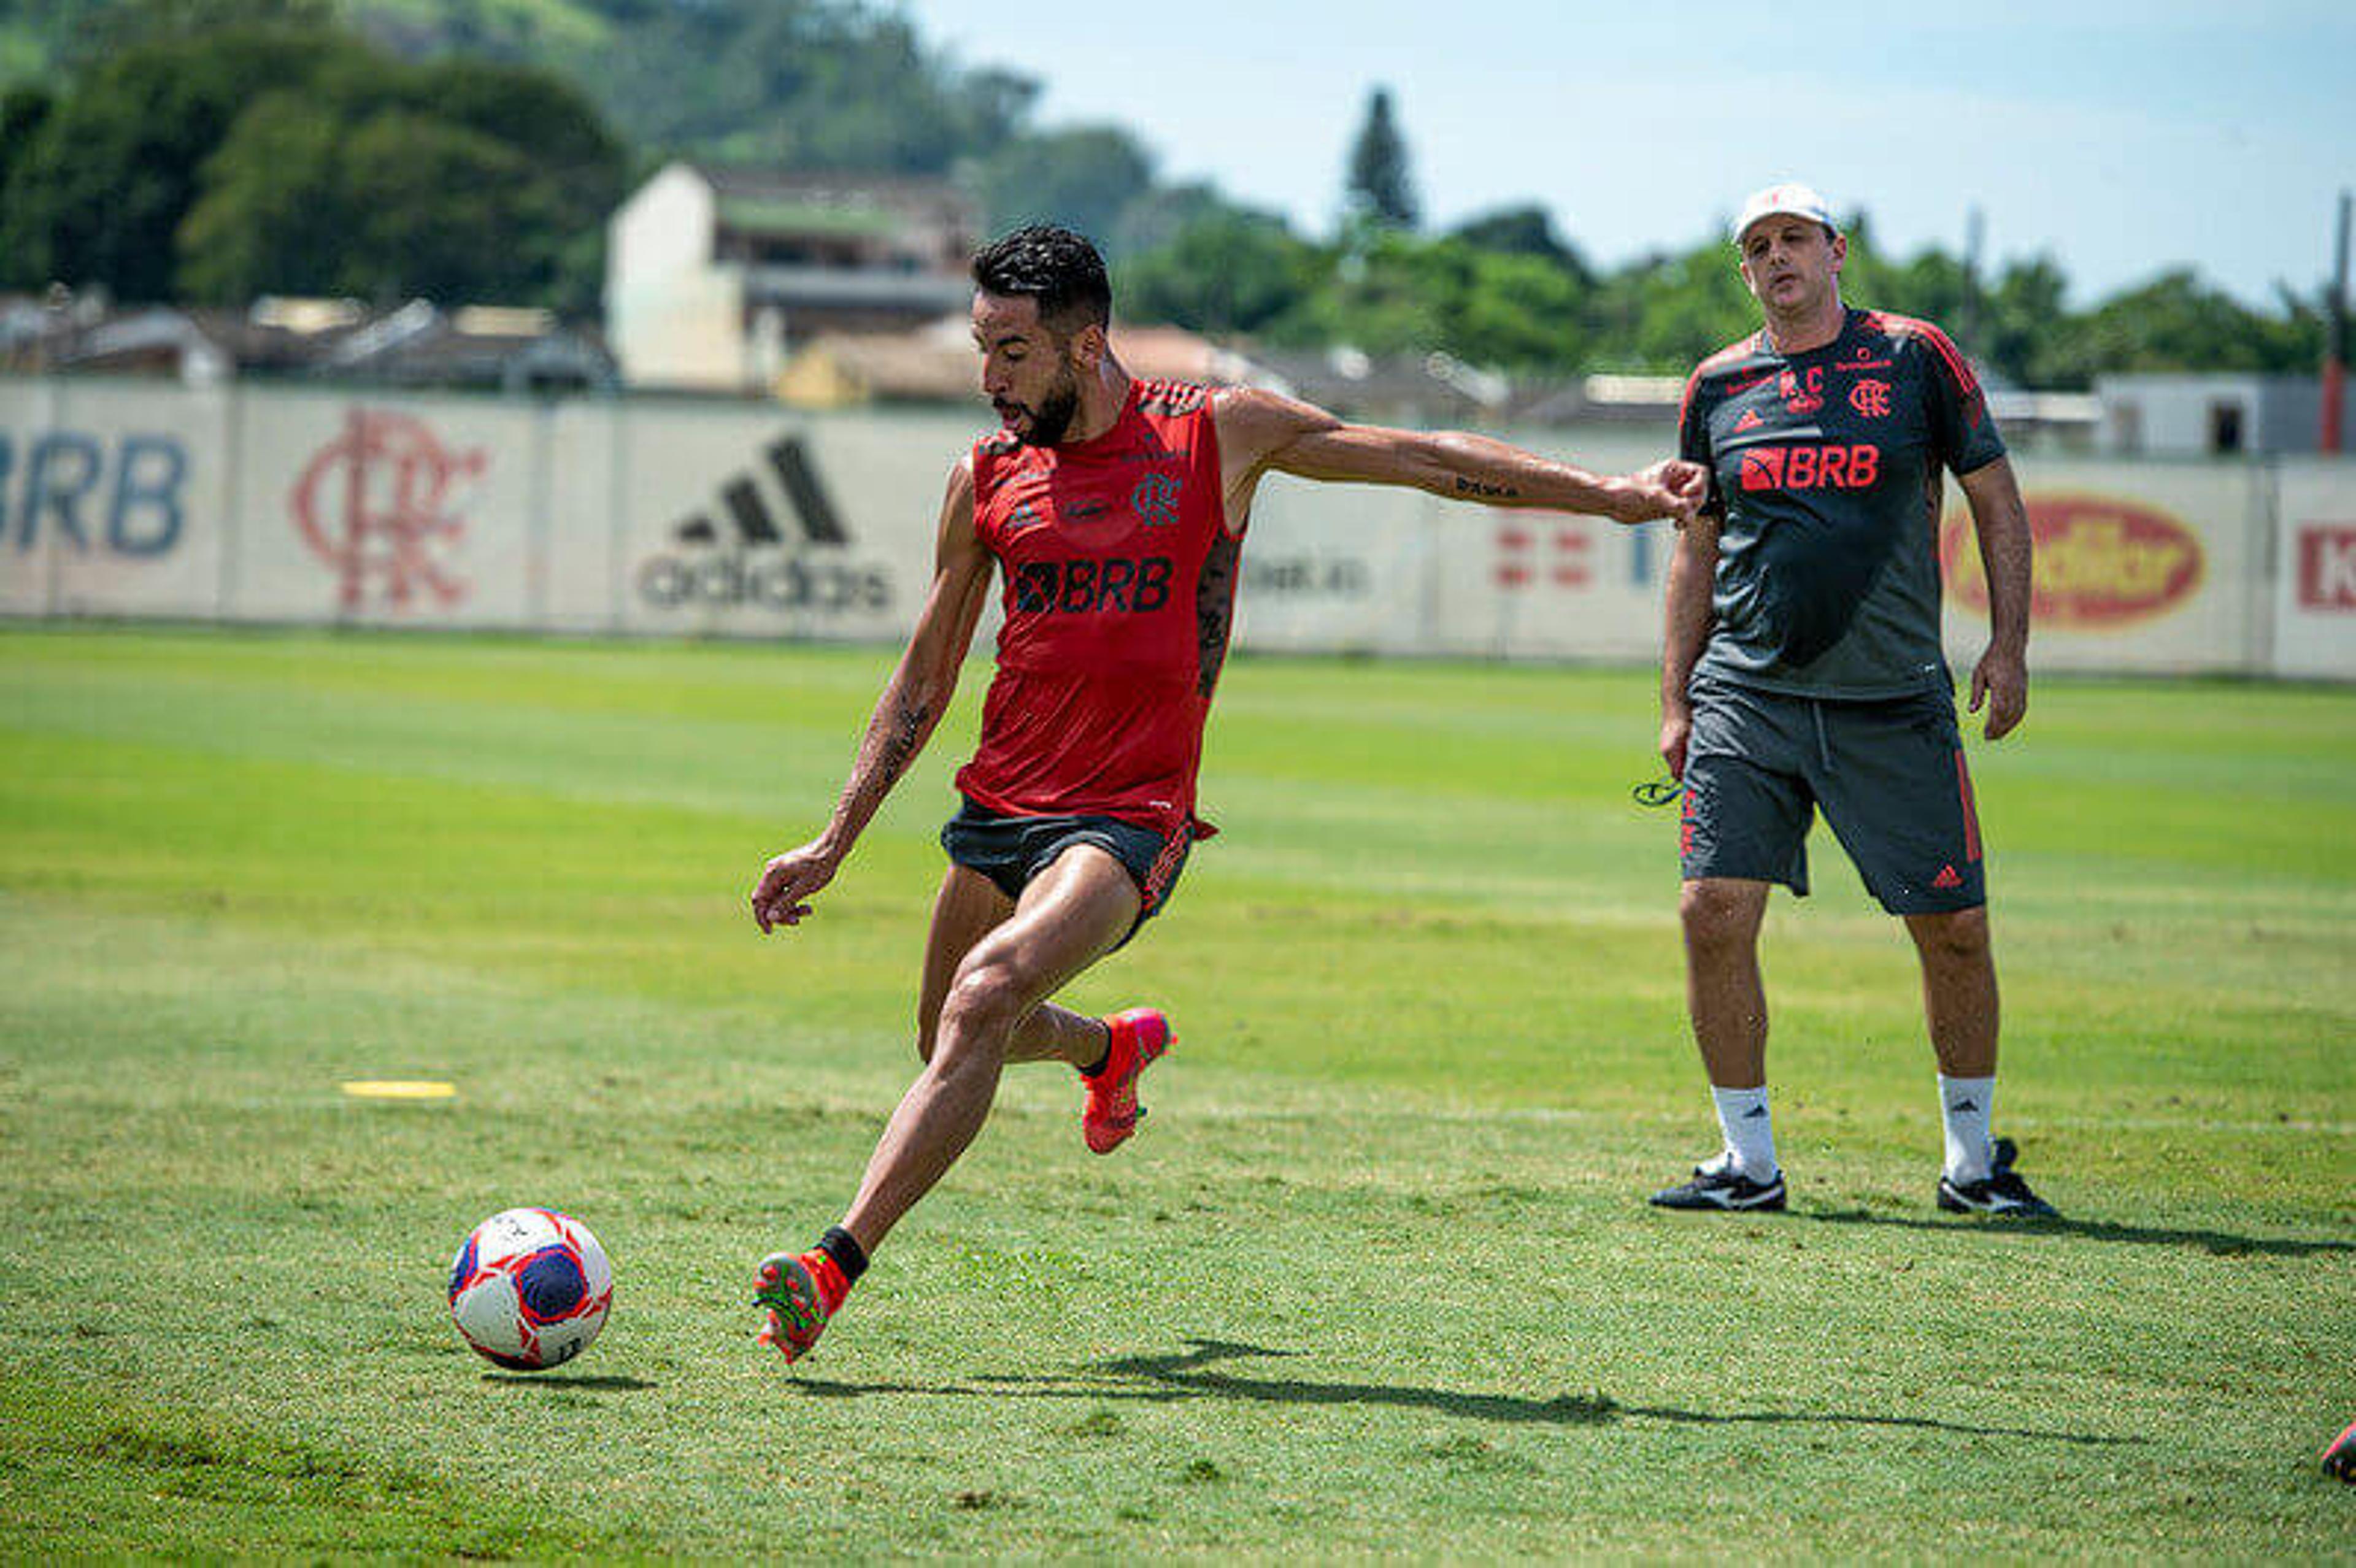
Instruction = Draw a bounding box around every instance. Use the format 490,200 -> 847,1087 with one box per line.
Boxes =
291,409 -> 487,612
1941,493 -> 2205,629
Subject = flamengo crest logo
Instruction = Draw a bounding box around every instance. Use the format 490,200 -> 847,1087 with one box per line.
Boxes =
1848,379 -> 1893,418
637,435 -> 890,613
291,409 -> 485,612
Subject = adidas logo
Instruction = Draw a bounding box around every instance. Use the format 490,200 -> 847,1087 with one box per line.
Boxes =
1741,1105 -> 1769,1120
1734,408 -> 1765,432
1947,1097 -> 1979,1114
672,436 -> 845,547
637,436 -> 890,613
1931,864 -> 1963,890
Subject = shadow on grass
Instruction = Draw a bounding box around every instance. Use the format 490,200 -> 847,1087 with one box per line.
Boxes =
794,1339 -> 2138,1447
482,1373 -> 658,1391
1800,1207 -> 2355,1258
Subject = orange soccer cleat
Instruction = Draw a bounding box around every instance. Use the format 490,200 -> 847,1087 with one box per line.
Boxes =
752,1249 -> 846,1365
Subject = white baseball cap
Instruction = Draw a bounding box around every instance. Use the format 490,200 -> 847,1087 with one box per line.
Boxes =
1734,182 -> 1837,243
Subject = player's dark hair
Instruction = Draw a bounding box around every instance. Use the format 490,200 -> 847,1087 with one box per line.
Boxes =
971,225 -> 1112,335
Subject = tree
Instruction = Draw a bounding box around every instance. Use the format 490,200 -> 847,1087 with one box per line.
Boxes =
575,1 -> 1035,175
1586,240 -> 1758,373
1344,86 -> 1417,229
1111,181 -> 1248,259
0,24 -> 350,302
0,85 -> 52,286
965,125 -> 1157,249
1119,207 -> 1319,337
2063,269 -> 2323,386
1451,204 -> 1590,282
50,0 -> 332,71
174,50 -> 625,311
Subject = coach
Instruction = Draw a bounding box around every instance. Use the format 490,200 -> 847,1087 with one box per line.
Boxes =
1649,182 -> 2055,1218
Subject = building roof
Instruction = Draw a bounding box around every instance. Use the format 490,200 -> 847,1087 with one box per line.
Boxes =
0,293 -> 613,392
776,317 -> 1274,408
691,163 -> 976,227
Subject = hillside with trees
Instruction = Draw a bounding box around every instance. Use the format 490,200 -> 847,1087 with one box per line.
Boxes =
0,0 -> 2328,386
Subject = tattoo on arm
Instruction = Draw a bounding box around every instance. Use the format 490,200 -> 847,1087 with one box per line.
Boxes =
876,698 -> 930,787
1453,475 -> 1520,499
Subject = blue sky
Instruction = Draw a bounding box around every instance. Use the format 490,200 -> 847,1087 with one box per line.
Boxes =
902,0 -> 2354,309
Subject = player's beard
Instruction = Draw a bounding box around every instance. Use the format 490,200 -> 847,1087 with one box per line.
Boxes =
1004,366 -> 1082,447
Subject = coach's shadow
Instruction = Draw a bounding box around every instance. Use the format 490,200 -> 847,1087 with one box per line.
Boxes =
796,1339 -> 2136,1448
1800,1209 -> 2355,1258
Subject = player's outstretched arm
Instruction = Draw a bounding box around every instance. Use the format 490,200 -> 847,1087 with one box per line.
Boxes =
752,461 -> 992,934
1216,387 -> 1705,525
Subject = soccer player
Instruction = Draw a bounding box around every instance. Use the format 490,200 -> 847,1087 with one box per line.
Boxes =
1650,183 -> 2056,1217
747,225 -> 1708,1361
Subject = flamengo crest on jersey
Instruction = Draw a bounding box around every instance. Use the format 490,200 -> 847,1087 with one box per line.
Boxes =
955,380 -> 1238,839
1677,308 -> 2006,700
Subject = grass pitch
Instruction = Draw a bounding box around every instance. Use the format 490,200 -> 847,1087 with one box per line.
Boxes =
1,625 -> 2350,1555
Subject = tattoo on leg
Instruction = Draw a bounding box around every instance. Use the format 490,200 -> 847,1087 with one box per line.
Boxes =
1453,475 -> 1519,499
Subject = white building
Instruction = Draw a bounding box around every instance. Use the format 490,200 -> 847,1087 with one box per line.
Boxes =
2097,372 -> 2356,456
604,161 -> 979,393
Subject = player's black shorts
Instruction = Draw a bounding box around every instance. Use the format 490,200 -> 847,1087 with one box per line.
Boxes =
1677,675 -> 1987,915
940,796 -> 1190,939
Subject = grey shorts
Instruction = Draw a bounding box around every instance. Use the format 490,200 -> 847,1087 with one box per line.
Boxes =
1678,675 -> 1987,915
941,796 -> 1190,940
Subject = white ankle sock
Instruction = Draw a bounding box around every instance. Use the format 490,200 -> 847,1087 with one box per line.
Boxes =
1939,1074 -> 1995,1182
1710,1085 -> 1778,1179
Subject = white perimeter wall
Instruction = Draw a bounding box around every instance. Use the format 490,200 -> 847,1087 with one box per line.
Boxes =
2,376 -> 2349,682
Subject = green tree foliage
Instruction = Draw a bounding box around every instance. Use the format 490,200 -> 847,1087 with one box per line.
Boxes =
1452,204 -> 1592,285
1584,242 -> 1757,372
966,126 -> 1157,250
0,85 -> 51,286
574,0 -> 1034,174
2060,269 -> 2324,386
3,15 -> 624,311
1344,86 -> 1418,230
0,23 -> 346,302
1118,206 -> 1321,337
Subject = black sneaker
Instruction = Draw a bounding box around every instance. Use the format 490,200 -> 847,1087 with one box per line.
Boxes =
1936,1136 -> 2058,1218
1649,1161 -> 1787,1212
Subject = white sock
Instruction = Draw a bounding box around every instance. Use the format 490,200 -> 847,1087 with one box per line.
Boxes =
1709,1085 -> 1778,1179
1939,1074 -> 1995,1182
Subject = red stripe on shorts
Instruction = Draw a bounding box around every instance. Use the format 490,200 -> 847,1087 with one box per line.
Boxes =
1955,749 -> 1982,863
1142,829 -> 1188,911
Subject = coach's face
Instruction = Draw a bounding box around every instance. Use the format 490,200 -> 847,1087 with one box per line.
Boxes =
1738,217 -> 1846,318
972,291 -> 1098,447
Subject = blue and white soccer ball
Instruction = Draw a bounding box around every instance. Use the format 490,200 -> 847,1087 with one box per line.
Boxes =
447,1208 -> 613,1371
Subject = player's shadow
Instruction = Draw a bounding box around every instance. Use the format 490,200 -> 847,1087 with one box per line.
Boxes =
1799,1207 -> 2355,1258
795,1339 -> 2137,1448
482,1372 -> 658,1391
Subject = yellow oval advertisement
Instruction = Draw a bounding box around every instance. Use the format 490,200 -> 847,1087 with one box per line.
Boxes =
1942,493 -> 2206,629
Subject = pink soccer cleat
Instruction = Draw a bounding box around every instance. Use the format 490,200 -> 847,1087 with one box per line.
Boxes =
1082,1007 -> 1172,1155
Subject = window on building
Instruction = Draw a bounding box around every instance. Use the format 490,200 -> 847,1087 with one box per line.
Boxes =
2208,401 -> 2245,455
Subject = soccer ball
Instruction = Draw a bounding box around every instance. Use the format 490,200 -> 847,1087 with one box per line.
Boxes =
447,1208 -> 612,1371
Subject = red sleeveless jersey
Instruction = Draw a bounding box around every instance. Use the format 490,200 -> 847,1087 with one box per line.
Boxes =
954,380 -> 1241,840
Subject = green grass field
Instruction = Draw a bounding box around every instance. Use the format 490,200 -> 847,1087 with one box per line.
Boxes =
2,625 -> 2351,1555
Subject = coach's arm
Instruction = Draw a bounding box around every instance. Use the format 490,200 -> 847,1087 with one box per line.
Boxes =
1658,509 -> 1720,782
752,460 -> 993,933
1957,455 -> 2031,741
